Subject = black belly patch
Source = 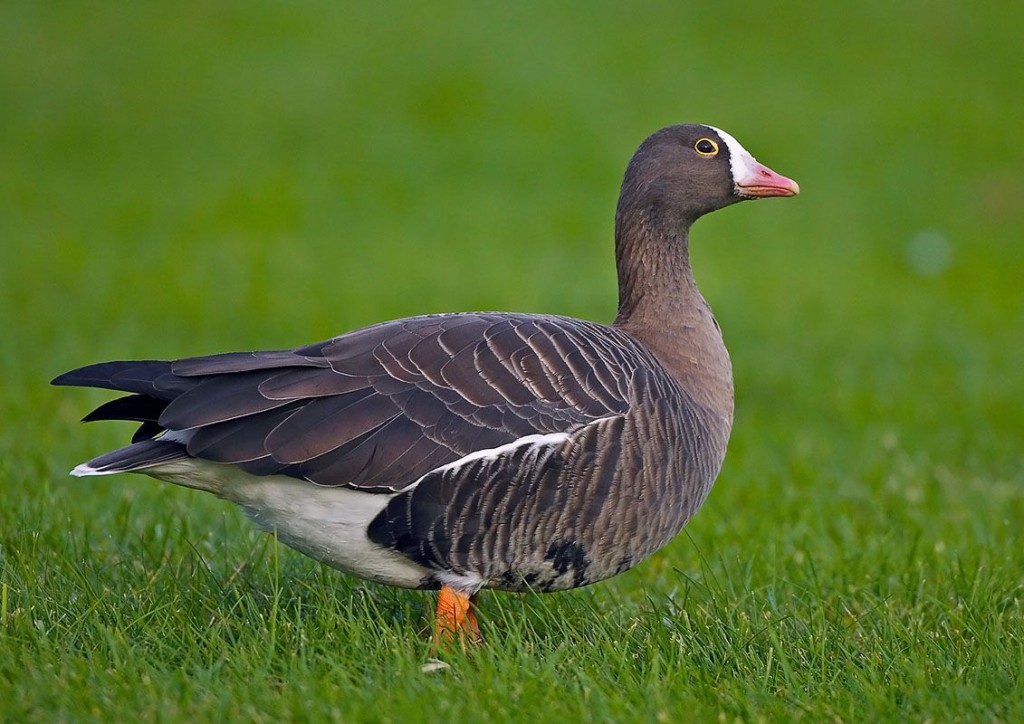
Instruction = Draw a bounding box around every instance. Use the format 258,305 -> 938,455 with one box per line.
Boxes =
544,539 -> 589,589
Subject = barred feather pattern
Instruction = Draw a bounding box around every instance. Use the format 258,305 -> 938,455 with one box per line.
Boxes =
54,311 -> 729,591
370,368 -> 728,591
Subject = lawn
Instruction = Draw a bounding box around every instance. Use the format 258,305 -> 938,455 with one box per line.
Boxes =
1,1 -> 1022,720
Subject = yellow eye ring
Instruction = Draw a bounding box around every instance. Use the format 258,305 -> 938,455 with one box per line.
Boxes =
694,138 -> 719,156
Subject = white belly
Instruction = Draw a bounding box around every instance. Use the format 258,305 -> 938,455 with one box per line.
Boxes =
146,458 -> 432,589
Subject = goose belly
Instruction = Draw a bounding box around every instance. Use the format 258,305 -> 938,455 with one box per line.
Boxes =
148,459 -> 432,589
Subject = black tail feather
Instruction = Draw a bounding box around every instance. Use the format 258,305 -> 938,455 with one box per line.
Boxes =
132,421 -> 165,443
72,439 -> 188,476
51,360 -> 195,399
82,393 -> 168,423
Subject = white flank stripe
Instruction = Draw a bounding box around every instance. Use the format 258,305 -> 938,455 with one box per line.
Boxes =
707,125 -> 759,184
404,431 -> 570,491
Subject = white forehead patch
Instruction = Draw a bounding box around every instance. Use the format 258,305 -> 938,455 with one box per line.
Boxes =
707,125 -> 759,183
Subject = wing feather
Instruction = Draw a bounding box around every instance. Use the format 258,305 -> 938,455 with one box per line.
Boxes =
57,313 -> 641,491
264,390 -> 393,463
172,350 -> 327,376
159,371 -> 296,428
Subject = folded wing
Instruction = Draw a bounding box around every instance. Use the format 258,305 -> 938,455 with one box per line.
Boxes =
54,313 -> 639,491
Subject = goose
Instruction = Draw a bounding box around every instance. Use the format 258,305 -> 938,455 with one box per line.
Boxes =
52,124 -> 798,644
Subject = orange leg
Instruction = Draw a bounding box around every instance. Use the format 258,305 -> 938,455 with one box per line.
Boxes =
432,585 -> 481,649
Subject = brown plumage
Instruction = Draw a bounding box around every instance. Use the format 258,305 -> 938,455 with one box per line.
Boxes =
53,124 -> 798,638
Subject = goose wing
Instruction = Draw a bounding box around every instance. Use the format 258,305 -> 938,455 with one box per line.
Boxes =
55,313 -> 640,491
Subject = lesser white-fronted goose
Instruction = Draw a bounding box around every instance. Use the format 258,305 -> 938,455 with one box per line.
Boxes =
53,124 -> 798,643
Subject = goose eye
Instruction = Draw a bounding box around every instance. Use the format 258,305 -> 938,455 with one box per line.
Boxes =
694,138 -> 719,156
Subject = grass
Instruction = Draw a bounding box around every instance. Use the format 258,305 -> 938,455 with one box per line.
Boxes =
2,0 -> 1022,720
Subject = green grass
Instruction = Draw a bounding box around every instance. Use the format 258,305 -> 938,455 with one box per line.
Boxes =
2,1 -> 1022,720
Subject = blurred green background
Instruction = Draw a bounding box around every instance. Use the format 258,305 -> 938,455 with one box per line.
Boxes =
1,1 -> 1021,720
